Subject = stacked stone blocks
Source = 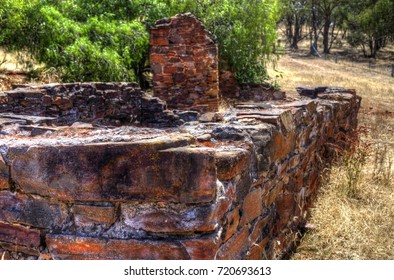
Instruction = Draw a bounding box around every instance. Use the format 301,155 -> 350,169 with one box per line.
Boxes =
150,13 -> 219,112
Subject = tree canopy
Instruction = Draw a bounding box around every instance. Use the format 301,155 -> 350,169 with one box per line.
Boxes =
279,0 -> 394,57
0,0 -> 280,85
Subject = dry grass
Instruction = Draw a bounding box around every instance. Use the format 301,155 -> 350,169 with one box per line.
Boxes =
0,48 -> 60,91
0,49 -> 21,71
269,52 -> 394,260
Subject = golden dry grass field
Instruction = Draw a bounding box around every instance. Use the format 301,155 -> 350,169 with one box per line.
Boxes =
268,51 -> 394,260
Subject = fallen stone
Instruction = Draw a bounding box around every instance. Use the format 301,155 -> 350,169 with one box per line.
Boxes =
199,112 -> 224,123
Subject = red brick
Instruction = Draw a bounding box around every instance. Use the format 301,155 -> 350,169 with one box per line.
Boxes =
122,195 -> 231,233
46,234 -> 190,260
240,188 -> 263,226
0,191 -> 68,229
223,206 -> 240,242
216,228 -> 250,260
163,65 -> 179,74
215,149 -> 250,181
150,37 -> 169,45
158,147 -> 217,203
150,54 -> 166,64
263,182 -> 284,207
0,222 -> 41,251
250,215 -> 271,244
274,194 -> 296,233
151,14 -> 219,113
181,235 -> 220,260
72,204 -> 116,228
53,97 -> 73,110
150,28 -> 170,37
269,130 -> 296,162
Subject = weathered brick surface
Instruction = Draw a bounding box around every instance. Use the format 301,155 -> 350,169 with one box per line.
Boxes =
240,188 -> 263,226
0,191 -> 68,229
46,234 -> 190,260
0,222 -> 41,252
8,136 -> 218,203
72,204 -> 116,229
215,149 -> 250,181
122,195 -> 231,233
1,83 -> 142,125
181,235 -> 220,260
216,228 -> 250,260
150,14 -> 219,112
223,206 -> 241,242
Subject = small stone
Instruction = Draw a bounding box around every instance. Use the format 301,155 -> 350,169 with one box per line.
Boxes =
199,112 -> 223,123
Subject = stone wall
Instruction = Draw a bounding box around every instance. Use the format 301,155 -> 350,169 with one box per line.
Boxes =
0,87 -> 361,260
150,13 -> 219,112
0,82 -> 184,127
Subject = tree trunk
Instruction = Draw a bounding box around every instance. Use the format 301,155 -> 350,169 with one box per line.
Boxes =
290,15 -> 299,49
323,18 -> 330,54
286,16 -> 293,44
309,1 -> 320,56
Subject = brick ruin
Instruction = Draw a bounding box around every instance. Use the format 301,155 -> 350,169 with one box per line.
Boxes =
150,13 -> 219,112
0,14 -> 361,260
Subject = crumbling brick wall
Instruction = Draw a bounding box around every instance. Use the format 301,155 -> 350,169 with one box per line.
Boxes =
150,13 -> 219,112
0,83 -> 182,126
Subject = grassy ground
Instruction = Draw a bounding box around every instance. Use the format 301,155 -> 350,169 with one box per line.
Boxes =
269,50 -> 394,260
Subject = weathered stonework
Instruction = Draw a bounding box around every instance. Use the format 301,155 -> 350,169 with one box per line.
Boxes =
0,84 -> 361,260
0,82 -> 183,127
150,13 -> 219,112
